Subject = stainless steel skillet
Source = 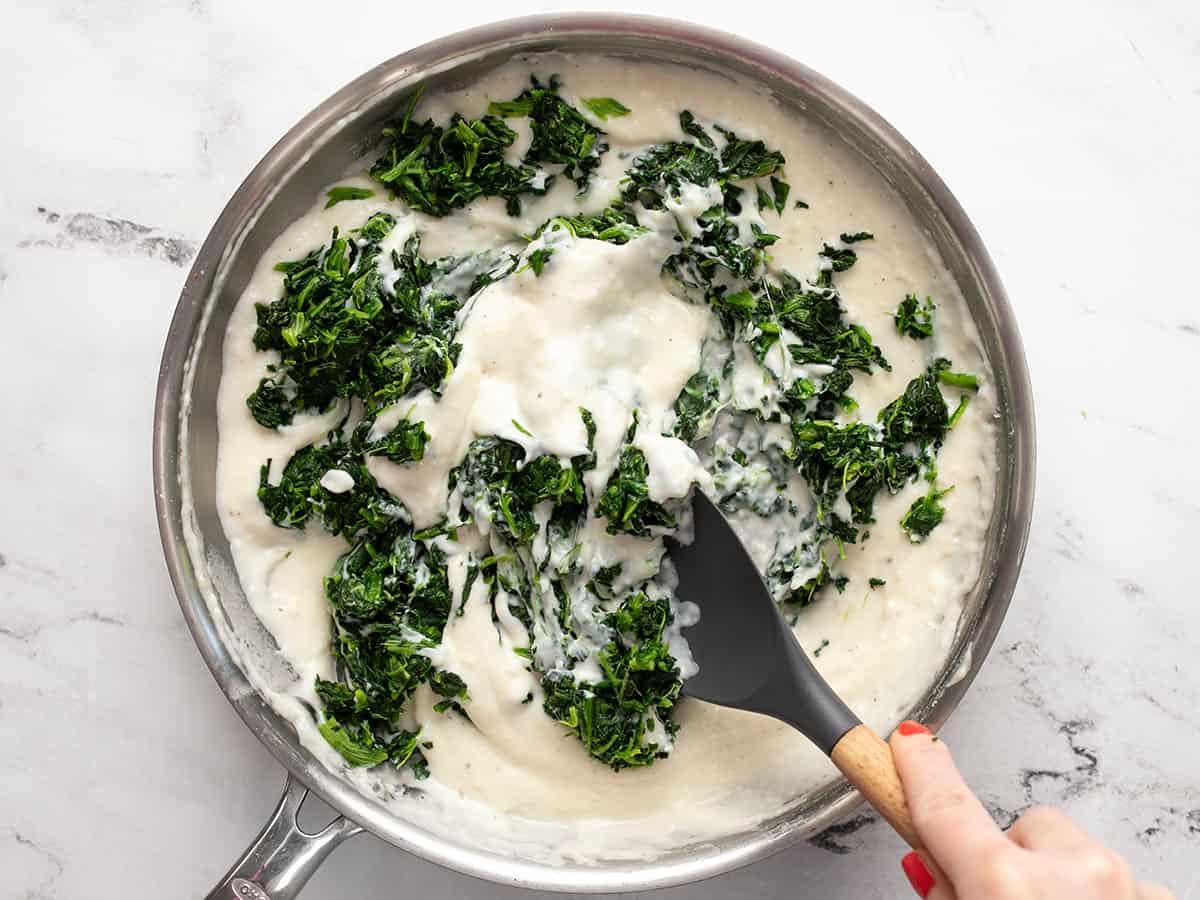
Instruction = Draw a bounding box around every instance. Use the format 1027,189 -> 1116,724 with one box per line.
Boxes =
152,13 -> 1036,898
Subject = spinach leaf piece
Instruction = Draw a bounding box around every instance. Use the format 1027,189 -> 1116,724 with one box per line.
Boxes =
901,485 -> 954,542
362,418 -> 429,464
534,203 -> 647,245
596,414 -> 676,537
895,294 -> 935,340
324,186 -> 375,208
582,96 -> 631,120
673,370 -> 722,443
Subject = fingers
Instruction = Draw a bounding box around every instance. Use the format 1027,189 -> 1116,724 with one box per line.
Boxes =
926,879 -> 959,900
890,723 -> 1008,886
1008,805 -> 1094,851
901,851 -> 957,900
889,724 -> 1171,900
921,854 -> 957,900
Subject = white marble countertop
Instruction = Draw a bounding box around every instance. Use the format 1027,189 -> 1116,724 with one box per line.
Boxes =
3,0 -> 1199,897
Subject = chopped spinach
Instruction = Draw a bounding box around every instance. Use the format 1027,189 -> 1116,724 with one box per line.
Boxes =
757,175 -> 791,214
312,523 -> 462,771
489,75 -> 609,191
535,203 -> 646,245
581,96 -> 631,120
246,378 -> 295,429
934,360 -> 981,391
672,370 -> 723,443
543,590 -> 681,769
324,185 -> 375,208
716,125 -> 787,179
257,437 -> 401,537
819,243 -> 859,272
901,485 -> 954,542
363,418 -> 429,464
244,89 -> 984,778
678,110 -> 715,149
622,141 -> 721,208
370,89 -> 542,216
526,246 -> 554,275
948,395 -> 971,428
453,434 -> 588,545
250,218 -> 395,423
597,414 -> 677,537
840,231 -> 874,243
895,294 -> 935,340
248,224 -> 485,427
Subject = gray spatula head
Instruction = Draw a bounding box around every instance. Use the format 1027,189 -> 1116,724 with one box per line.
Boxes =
666,491 -> 861,755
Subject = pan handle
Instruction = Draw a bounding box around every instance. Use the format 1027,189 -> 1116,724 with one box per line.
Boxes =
205,774 -> 362,900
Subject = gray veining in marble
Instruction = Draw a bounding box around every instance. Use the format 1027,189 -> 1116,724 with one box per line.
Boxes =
2,0 -> 1199,897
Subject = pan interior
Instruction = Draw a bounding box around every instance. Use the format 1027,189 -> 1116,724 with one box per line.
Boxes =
159,16 -> 1032,894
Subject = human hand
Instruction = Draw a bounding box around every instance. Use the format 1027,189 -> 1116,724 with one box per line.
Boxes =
889,722 -> 1174,900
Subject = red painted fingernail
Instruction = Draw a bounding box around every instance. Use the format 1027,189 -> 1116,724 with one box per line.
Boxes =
898,720 -> 932,737
901,852 -> 936,898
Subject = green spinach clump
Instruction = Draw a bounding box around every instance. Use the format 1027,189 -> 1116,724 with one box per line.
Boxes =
895,294 -> 935,339
257,418 -> 427,534
596,413 -> 676,537
246,83 -> 984,776
368,87 -> 542,217
314,526 -> 467,774
488,75 -> 609,192
246,220 -> 487,429
542,591 -> 682,768
448,410 -> 688,769
616,115 -> 983,602
368,77 -> 612,217
246,217 -> 510,774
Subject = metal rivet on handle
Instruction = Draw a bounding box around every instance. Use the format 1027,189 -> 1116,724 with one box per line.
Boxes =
231,878 -> 271,900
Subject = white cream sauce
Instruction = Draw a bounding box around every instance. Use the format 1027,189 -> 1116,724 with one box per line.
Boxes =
368,227 -> 711,529
212,54 -> 997,863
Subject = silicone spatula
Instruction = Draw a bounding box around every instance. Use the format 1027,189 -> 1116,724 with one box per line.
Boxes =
666,491 -> 922,849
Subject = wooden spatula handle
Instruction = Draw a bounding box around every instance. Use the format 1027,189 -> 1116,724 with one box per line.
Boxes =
830,724 -> 923,850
